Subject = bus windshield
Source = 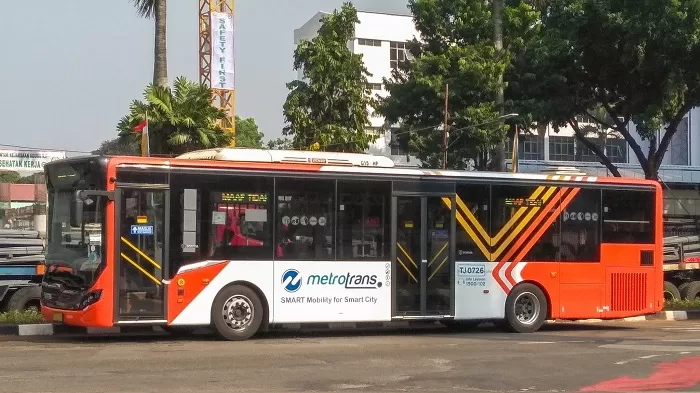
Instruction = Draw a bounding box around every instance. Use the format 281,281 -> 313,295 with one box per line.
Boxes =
44,160 -> 107,290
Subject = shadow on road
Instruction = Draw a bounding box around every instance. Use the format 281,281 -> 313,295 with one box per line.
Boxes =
7,320 -> 638,345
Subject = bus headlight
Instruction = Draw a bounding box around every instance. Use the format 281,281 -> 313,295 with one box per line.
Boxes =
80,290 -> 102,309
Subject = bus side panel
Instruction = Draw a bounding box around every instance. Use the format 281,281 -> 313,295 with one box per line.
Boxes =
520,262 -> 561,320
272,260 -> 392,324
168,260 -> 273,326
602,243 -> 657,319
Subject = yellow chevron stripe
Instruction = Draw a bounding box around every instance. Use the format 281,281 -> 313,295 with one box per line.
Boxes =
442,198 -> 491,259
397,243 -> 417,268
491,186 -> 557,260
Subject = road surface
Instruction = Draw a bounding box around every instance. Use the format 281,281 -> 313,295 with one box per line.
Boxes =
2,320 -> 700,392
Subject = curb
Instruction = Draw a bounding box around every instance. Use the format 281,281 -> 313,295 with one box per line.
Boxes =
559,310 -> 700,323
2,312 -> 700,337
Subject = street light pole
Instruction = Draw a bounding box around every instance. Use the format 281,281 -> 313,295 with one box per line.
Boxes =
442,83 -> 449,169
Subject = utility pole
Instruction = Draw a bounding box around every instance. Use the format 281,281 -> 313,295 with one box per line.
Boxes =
442,83 -> 449,169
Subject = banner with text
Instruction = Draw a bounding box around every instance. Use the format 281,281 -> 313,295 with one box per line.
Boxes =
273,261 -> 392,323
211,12 -> 235,91
0,150 -> 65,172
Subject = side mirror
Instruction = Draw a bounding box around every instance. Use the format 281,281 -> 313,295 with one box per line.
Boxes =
70,190 -> 84,228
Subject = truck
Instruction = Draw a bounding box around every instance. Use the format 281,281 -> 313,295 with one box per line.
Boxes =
0,229 -> 45,313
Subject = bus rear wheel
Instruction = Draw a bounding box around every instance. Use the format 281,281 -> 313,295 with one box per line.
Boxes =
505,283 -> 548,333
211,284 -> 263,341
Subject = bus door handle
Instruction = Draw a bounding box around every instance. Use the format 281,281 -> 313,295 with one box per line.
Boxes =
421,259 -> 428,264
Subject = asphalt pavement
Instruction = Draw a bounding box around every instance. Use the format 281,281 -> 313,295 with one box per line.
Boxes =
2,320 -> 700,393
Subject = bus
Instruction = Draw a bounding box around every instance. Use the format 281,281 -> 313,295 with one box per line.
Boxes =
39,148 -> 664,340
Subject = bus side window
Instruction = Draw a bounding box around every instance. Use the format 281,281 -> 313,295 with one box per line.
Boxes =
455,183 -> 490,261
275,178 -> 335,261
208,186 -> 274,261
602,189 -> 655,244
336,181 -> 390,261
559,188 -> 601,262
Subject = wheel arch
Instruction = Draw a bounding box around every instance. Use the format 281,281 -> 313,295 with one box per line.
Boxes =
220,280 -> 270,332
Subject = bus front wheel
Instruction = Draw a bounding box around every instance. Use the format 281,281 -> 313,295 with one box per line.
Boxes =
504,283 -> 548,333
211,284 -> 263,341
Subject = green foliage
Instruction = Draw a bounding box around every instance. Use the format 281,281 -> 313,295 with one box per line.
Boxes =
92,137 -> 140,156
378,0 -> 541,170
117,76 -> 231,156
130,0 -> 155,18
519,0 -> 700,179
664,299 -> 700,311
0,171 -> 22,184
0,310 -> 46,325
234,116 -> 265,149
0,171 -> 39,184
266,137 -> 294,150
283,2 -> 378,153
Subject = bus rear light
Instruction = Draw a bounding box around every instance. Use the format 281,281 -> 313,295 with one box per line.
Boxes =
80,290 -> 103,309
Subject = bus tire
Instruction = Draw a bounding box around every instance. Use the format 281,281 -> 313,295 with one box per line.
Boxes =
680,281 -> 700,301
7,286 -> 42,312
504,283 -> 548,333
211,284 -> 262,341
664,281 -> 682,301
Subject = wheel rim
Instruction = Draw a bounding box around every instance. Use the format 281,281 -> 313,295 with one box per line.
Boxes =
222,295 -> 254,331
514,291 -> 540,325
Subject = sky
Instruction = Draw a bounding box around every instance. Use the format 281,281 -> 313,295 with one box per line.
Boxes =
0,0 -> 410,155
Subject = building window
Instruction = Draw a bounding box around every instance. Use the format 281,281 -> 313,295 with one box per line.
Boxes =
390,129 -> 409,156
390,41 -> 406,69
366,83 -> 382,91
548,136 -> 576,161
506,134 -> 544,161
606,137 -> 628,163
669,117 -> 689,166
275,178 -> 334,260
574,139 -> 603,163
336,181 -> 390,260
358,38 -> 382,47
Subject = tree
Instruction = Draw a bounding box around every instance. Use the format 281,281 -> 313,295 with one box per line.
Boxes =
0,171 -> 21,184
92,137 -> 139,156
266,137 -> 294,150
117,76 -> 231,156
520,0 -> 700,179
234,116 -> 265,149
131,0 -> 168,87
377,0 -> 540,170
282,2 -> 378,153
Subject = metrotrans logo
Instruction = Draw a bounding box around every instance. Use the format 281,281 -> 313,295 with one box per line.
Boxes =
281,269 -> 381,293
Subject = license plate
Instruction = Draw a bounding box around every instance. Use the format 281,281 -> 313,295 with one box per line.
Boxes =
52,312 -> 63,322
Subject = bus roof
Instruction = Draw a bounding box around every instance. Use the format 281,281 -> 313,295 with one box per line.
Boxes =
45,149 -> 660,189
176,148 -> 397,168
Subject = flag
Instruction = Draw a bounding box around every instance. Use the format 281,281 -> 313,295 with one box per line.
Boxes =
133,116 -> 150,157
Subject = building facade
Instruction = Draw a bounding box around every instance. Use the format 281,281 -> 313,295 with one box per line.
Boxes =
295,9 -> 700,233
294,10 -> 419,165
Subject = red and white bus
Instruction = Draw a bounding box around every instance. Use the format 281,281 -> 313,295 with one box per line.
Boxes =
40,148 -> 663,340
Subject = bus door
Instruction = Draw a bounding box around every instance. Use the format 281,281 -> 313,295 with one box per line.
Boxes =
392,187 -> 455,317
114,185 -> 170,323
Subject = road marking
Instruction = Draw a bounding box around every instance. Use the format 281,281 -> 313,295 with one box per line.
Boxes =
517,341 -> 557,344
614,352 -> 692,365
602,344 -> 700,352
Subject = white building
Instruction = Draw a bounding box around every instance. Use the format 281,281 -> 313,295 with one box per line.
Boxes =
294,9 -> 700,227
294,9 -> 419,165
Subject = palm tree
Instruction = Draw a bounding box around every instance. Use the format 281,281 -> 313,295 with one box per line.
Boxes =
131,0 -> 168,87
117,77 -> 232,155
